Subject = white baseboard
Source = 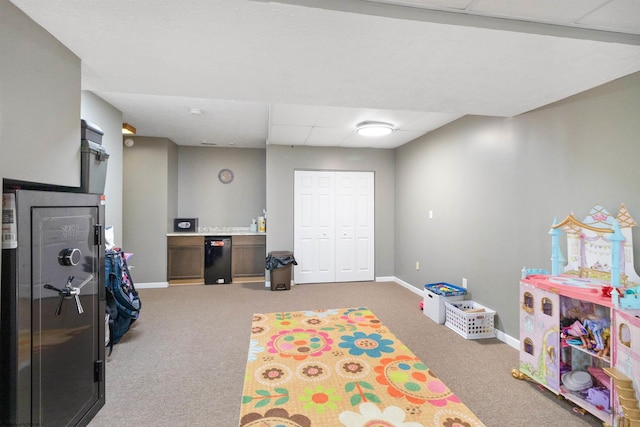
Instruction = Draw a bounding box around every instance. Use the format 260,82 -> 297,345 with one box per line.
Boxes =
388,276 -> 519,350
496,329 -> 519,349
388,276 -> 423,296
135,282 -> 169,289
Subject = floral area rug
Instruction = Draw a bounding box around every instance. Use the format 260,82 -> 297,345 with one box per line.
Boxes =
239,308 -> 485,427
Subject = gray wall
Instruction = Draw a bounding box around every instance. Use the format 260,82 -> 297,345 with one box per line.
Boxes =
123,137 -> 175,283
0,0 -> 80,186
80,91 -> 124,245
395,72 -> 640,338
0,3 -> 124,246
0,0 -> 125,289
123,144 -> 265,283
167,141 -> 179,233
177,147 -> 266,227
265,145 -> 396,278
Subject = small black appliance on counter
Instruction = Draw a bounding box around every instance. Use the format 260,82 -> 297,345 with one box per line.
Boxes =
173,218 -> 198,232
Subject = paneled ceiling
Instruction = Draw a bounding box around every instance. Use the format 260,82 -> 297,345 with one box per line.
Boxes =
10,0 -> 640,149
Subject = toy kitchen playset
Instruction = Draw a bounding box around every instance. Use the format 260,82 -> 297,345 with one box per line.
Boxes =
513,204 -> 640,427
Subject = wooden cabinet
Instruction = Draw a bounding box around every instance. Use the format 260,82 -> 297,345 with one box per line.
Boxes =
167,234 -> 265,284
167,235 -> 204,285
231,235 -> 266,280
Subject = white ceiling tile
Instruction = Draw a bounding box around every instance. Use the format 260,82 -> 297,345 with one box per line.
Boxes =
578,0 -> 640,34
306,127 -> 353,146
314,107 -> 380,128
469,0 -> 610,25
340,129 -> 426,148
268,125 -> 312,145
402,112 -> 464,131
270,103 -> 324,126
11,0 -> 640,149
97,92 -> 268,146
339,134 -> 378,148
369,110 -> 431,129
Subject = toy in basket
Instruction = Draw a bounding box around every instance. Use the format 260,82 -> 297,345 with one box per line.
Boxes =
426,283 -> 467,296
444,300 -> 496,339
423,282 -> 467,324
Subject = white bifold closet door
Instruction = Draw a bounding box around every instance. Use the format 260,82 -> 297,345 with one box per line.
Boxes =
294,170 -> 374,284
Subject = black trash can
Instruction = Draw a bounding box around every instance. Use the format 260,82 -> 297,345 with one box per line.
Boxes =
265,251 -> 297,291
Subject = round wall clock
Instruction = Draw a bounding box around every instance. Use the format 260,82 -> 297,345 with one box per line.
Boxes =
218,168 -> 234,184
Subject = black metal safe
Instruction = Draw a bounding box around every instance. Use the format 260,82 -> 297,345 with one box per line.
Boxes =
1,188 -> 106,426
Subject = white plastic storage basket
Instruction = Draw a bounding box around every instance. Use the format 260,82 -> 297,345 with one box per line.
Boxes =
423,288 -> 464,324
444,301 -> 496,339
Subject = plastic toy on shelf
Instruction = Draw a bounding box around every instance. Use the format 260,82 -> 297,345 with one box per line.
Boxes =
615,286 -> 640,309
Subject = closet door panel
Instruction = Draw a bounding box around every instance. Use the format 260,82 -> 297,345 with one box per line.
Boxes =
335,172 -> 374,282
294,171 -> 335,284
336,236 -> 355,278
353,180 -> 374,280
335,175 -> 355,280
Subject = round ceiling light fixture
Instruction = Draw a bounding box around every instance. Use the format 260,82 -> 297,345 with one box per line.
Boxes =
356,121 -> 394,137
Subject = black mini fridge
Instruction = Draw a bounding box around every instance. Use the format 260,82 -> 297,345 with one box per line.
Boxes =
1,187 -> 106,426
204,236 -> 231,284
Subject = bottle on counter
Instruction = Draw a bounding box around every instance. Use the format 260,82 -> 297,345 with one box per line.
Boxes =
258,216 -> 266,233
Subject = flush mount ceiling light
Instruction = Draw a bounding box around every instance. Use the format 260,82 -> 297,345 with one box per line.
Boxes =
122,123 -> 136,135
356,121 -> 394,137
189,108 -> 203,115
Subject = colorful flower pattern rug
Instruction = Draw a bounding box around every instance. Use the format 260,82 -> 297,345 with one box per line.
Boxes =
239,308 -> 485,427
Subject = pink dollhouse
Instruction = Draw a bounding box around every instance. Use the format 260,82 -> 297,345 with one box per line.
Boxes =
514,204 -> 640,426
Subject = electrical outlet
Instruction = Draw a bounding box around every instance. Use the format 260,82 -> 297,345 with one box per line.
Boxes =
462,278 -> 468,288
416,261 -> 420,270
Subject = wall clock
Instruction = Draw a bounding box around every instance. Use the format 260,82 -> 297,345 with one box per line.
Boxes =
218,168 -> 234,184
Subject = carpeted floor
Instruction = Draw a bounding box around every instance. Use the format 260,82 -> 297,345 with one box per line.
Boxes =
88,281 -> 603,427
